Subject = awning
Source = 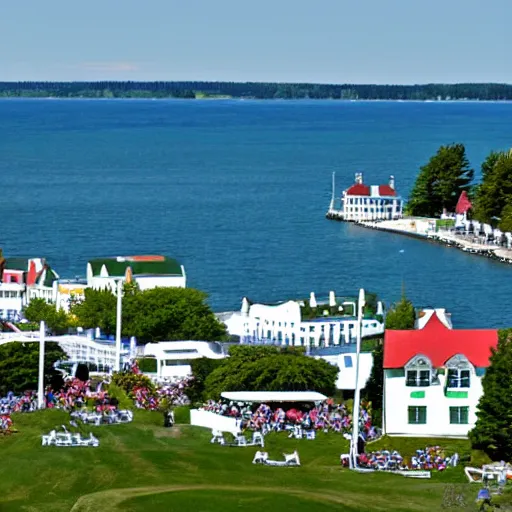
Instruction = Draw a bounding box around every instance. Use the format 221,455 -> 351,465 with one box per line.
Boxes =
220,391 -> 327,403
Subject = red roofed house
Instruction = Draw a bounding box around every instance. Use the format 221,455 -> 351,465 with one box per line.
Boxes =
341,173 -> 403,221
383,309 -> 497,438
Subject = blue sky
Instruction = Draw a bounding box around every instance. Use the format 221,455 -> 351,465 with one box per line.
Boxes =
0,0 -> 508,83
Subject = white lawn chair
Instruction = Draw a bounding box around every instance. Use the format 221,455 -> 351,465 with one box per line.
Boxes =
252,431 -> 264,447
253,451 -> 268,464
41,430 -> 56,446
210,430 -> 225,445
305,430 -> 316,440
235,434 -> 247,446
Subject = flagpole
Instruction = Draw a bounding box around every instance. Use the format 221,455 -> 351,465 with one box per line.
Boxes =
37,321 -> 46,409
350,288 -> 365,469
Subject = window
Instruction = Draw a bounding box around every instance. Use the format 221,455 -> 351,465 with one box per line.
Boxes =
405,355 -> 432,387
449,406 -> 469,424
408,406 -> 427,424
446,355 -> 471,388
344,355 -> 353,368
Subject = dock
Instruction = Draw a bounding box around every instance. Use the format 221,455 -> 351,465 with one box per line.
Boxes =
327,213 -> 512,265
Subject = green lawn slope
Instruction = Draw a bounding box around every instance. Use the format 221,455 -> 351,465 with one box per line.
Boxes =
0,409 -> 501,511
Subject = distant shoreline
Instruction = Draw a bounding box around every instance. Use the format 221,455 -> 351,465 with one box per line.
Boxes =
1,81 -> 512,101
1,97 -> 512,104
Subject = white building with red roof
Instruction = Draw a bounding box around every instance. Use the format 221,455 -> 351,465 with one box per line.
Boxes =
382,309 -> 497,438
340,173 -> 403,221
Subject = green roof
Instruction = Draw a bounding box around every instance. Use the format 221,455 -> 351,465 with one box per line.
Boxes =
88,256 -> 183,277
41,267 -> 59,287
4,258 -> 29,271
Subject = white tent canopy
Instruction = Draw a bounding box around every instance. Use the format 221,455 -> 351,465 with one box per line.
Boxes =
220,391 -> 327,403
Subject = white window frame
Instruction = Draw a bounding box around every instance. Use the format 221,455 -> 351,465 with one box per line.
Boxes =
446,354 -> 472,389
405,355 -> 432,387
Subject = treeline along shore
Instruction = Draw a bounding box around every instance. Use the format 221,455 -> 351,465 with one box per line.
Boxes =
1,81 -> 512,100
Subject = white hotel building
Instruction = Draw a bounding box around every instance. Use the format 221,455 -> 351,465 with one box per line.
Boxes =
341,173 -> 403,221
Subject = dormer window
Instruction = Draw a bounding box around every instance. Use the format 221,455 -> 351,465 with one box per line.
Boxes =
405,355 -> 432,387
446,354 -> 471,389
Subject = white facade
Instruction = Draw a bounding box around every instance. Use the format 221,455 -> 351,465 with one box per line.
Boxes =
143,340 -> 227,380
239,292 -> 384,348
87,256 -> 186,292
320,352 -> 373,390
383,355 -> 484,438
54,280 -> 87,312
383,310 -> 497,438
341,173 -> 403,222
0,283 -> 25,321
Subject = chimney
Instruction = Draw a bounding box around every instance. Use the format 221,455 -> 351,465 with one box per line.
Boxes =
389,175 -> 395,190
329,291 -> 336,307
309,292 -> 317,308
355,172 -> 363,185
241,297 -> 250,316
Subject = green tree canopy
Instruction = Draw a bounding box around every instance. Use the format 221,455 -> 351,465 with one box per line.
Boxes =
407,144 -> 474,217
23,298 -> 71,335
188,357 -> 224,404
71,286 -> 227,343
385,295 -> 416,330
203,345 -> 338,399
473,150 -> 512,227
470,329 -> 512,461
0,342 -> 66,395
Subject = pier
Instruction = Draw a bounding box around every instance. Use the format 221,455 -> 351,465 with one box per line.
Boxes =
327,213 -> 512,265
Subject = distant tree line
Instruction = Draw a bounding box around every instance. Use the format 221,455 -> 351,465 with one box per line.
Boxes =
1,81 -> 512,100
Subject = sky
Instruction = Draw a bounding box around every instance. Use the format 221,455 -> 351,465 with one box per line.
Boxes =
0,0 -> 509,84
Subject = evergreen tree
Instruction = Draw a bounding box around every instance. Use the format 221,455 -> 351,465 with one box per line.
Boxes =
473,150 -> 512,226
385,294 -> 416,330
470,329 -> 512,461
407,144 -> 474,217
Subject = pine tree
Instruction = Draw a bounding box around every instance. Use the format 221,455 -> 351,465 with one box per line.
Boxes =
407,144 -> 474,217
470,329 -> 512,461
473,150 -> 512,226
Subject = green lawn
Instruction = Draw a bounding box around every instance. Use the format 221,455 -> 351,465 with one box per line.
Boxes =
0,409 -> 505,511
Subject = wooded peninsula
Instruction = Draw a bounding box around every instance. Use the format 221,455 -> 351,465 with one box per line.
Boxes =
1,81 -> 512,100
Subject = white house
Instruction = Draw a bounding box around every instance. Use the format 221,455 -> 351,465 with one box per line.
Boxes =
239,291 -> 385,348
383,309 -> 497,438
0,252 -> 59,321
86,255 -> 186,292
340,173 -> 403,221
143,341 -> 227,380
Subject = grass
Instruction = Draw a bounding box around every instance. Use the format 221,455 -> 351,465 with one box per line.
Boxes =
0,409 -> 507,511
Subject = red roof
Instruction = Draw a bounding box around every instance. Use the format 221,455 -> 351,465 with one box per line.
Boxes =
346,184 -> 370,196
455,191 -> 472,214
378,185 -> 397,197
384,313 -> 497,368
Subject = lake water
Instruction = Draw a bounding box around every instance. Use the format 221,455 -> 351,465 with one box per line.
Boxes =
1,99 -> 512,328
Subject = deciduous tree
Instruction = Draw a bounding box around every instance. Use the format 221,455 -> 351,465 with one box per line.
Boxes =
0,342 -> 66,395
23,298 -> 70,335
203,345 -> 338,399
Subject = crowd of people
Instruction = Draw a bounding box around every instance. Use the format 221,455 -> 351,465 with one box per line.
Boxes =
202,398 -> 380,440
341,446 -> 458,472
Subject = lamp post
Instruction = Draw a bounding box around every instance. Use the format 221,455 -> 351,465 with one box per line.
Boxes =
114,278 -> 123,372
37,321 -> 46,409
349,288 -> 365,469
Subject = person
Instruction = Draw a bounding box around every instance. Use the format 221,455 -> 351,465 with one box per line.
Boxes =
164,409 -> 174,428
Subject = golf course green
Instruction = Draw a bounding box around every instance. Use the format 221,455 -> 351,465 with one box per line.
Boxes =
0,409 -> 502,511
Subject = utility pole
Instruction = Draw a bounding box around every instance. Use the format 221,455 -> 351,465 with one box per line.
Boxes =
37,321 -> 46,409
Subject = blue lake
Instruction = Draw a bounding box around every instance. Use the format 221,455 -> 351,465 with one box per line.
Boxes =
1,99 -> 512,328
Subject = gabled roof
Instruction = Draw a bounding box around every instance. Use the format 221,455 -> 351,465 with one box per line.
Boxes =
88,255 -> 183,277
384,312 -> 497,369
455,191 -> 472,214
